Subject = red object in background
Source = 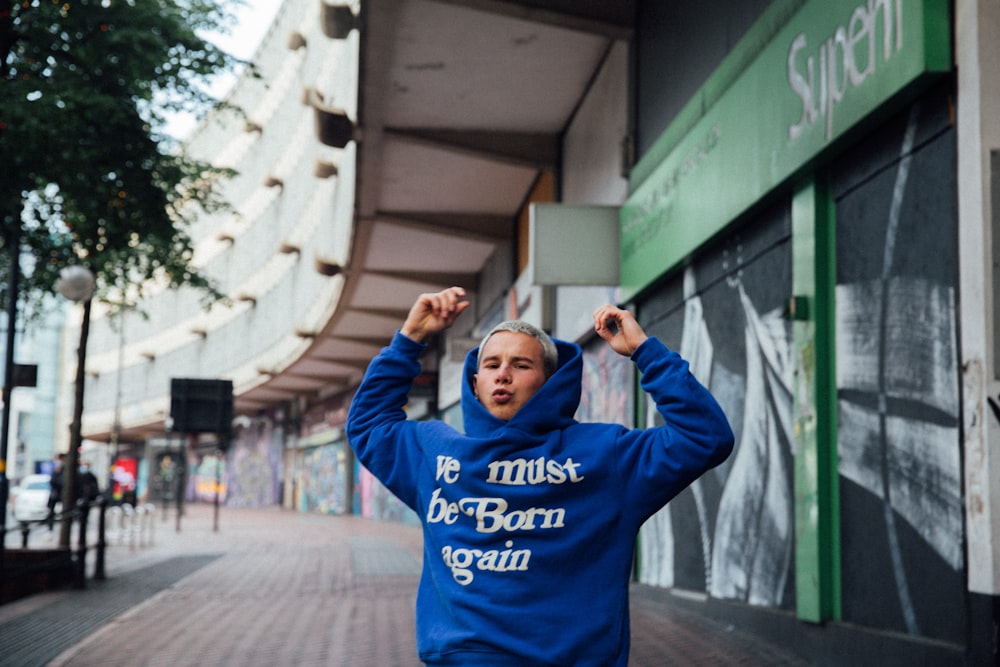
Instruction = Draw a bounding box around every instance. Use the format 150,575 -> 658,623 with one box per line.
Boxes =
112,457 -> 138,503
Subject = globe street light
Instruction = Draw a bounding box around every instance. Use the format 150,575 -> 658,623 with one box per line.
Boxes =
56,265 -> 96,549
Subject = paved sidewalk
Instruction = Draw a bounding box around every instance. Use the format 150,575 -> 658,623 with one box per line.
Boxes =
0,504 -> 808,666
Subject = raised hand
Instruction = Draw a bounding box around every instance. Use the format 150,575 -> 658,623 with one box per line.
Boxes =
401,287 -> 471,343
593,304 -> 648,356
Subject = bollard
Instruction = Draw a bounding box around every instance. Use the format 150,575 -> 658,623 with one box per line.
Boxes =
106,505 -> 123,545
145,503 -> 156,547
138,504 -> 149,548
94,495 -> 107,580
20,522 -> 29,549
127,504 -> 138,551
119,503 -> 134,550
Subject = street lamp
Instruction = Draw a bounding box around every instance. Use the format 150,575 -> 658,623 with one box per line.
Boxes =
1,221 -> 23,562
56,265 -> 96,549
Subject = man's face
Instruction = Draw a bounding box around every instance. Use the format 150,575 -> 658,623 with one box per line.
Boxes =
473,331 -> 548,421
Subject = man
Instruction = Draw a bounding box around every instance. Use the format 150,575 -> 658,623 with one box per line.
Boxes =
47,453 -> 65,529
77,462 -> 100,504
346,286 -> 734,666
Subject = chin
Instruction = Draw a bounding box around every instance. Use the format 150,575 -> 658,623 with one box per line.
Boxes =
486,405 -> 516,421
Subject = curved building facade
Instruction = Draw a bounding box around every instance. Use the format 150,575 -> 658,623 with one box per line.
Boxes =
75,0 -> 361,502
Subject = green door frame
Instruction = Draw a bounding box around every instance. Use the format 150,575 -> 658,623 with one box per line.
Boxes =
791,175 -> 841,622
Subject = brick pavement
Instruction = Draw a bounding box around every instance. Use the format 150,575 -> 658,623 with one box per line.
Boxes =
0,504 -> 809,666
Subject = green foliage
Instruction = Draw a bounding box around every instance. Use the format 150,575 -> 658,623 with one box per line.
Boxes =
0,0 -> 248,313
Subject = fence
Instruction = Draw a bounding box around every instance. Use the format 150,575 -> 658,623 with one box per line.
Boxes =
1,496 -> 157,603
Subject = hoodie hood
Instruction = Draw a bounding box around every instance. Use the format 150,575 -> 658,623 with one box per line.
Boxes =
462,336 -> 582,437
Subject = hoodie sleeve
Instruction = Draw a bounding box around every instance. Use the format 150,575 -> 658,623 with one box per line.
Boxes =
616,336 -> 735,518
346,331 -> 427,509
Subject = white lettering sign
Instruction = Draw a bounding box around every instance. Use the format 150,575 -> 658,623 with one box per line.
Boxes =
788,0 -> 903,141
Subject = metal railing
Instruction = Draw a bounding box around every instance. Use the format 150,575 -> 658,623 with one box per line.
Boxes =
2,496 -> 157,592
104,502 -> 156,551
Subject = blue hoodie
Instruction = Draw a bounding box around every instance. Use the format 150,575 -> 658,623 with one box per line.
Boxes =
347,331 -> 734,666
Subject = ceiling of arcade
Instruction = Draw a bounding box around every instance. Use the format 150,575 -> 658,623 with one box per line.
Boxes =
103,0 -> 633,441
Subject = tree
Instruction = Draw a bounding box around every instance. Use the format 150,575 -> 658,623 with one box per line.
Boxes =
0,0 -> 247,309
0,0 -> 250,547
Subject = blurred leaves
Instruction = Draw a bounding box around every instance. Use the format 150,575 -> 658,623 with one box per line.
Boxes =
0,0 -> 247,316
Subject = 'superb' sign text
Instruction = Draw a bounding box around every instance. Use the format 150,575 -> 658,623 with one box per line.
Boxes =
788,0 -> 904,142
619,0 -> 949,301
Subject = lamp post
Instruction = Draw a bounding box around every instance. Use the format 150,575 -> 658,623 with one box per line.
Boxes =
56,266 -> 96,549
1,221 -> 22,560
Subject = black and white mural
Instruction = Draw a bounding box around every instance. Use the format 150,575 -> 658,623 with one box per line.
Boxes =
637,198 -> 796,611
832,87 -> 963,644
635,86 -> 965,644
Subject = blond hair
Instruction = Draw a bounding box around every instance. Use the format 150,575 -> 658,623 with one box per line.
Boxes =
479,320 -> 558,378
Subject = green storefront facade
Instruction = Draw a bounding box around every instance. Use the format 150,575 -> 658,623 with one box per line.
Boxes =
623,0 -> 994,662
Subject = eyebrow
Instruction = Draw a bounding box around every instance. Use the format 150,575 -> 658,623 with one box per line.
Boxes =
480,354 -> 538,366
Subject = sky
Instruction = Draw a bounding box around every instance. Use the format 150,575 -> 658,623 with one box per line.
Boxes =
214,0 -> 284,60
163,0 -> 284,140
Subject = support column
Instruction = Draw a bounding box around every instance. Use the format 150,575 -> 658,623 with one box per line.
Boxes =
956,2 -> 1000,660
791,175 -> 840,623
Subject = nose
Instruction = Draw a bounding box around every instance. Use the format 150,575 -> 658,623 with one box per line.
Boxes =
494,364 -> 512,383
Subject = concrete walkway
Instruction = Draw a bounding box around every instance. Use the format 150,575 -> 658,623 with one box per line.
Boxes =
0,504 -> 808,666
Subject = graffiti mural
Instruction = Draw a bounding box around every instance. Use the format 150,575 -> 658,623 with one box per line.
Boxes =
357,464 -> 420,524
833,92 -> 963,643
579,338 -> 633,425
638,245 -> 795,610
635,88 -> 964,644
192,454 -> 227,503
227,421 -> 283,507
298,442 -> 349,514
710,284 -> 794,605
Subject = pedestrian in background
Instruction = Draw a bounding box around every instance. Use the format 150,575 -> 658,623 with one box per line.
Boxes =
46,453 -> 65,529
77,462 -> 100,504
347,287 -> 734,666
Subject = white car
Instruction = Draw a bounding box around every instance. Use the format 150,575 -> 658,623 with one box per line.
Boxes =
12,474 -> 55,523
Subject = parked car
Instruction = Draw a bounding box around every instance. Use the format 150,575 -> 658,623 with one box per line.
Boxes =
11,474 -> 55,523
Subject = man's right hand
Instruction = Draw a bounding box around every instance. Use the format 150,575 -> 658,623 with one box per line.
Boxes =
400,287 -> 470,343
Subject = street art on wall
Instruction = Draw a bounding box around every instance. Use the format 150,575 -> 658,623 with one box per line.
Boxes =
833,92 -> 963,643
226,421 -> 283,507
579,339 -> 633,425
709,285 -> 794,606
357,464 -> 419,525
298,442 -> 349,514
192,454 -> 227,503
635,88 -> 964,645
638,258 -> 795,610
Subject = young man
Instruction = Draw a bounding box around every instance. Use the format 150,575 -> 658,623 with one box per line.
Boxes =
47,453 -> 65,529
347,286 -> 734,666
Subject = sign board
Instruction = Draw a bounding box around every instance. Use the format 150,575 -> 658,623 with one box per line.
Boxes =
169,378 -> 233,434
531,204 -> 620,286
620,0 -> 951,300
13,363 -> 37,388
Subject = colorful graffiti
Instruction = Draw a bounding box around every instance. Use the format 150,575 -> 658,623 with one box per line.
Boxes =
192,454 -> 227,503
579,338 -> 633,425
297,442 -> 349,514
226,421 -> 283,507
356,464 -> 419,525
